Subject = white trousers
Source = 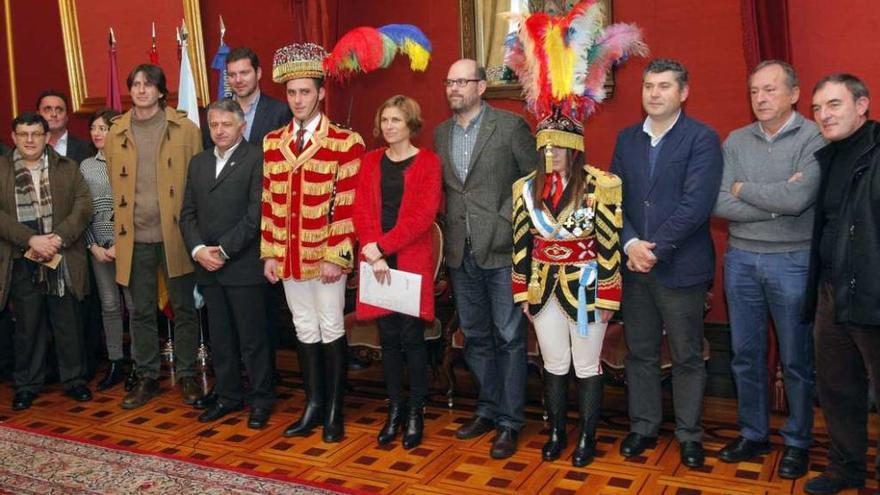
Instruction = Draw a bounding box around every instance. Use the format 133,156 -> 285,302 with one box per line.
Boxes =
281,276 -> 347,344
533,297 -> 608,378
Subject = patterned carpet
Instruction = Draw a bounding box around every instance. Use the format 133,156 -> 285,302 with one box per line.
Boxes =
0,424 -> 357,494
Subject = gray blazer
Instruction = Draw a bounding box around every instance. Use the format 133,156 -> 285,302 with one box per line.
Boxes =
434,104 -> 537,269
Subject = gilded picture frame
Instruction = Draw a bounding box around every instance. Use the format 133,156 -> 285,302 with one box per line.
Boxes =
58,0 -> 210,114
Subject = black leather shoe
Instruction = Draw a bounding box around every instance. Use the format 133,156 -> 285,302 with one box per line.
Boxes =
248,407 -> 271,429
490,427 -> 519,459
777,446 -> 809,480
63,384 -> 93,402
198,402 -> 244,423
619,432 -> 657,458
96,360 -> 126,392
680,441 -> 705,468
455,415 -> 495,440
12,391 -> 36,411
193,391 -> 218,410
803,473 -> 864,494
718,437 -> 770,463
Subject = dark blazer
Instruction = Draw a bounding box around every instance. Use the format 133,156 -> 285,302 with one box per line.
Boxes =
610,112 -> 723,288
64,134 -> 94,164
179,140 -> 264,287
0,148 -> 92,307
201,92 -> 292,150
433,104 -> 537,269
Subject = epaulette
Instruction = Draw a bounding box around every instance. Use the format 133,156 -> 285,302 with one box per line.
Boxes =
585,165 -> 621,205
512,171 -> 537,196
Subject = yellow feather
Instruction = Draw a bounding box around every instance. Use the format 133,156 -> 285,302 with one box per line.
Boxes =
403,40 -> 430,71
544,25 -> 575,99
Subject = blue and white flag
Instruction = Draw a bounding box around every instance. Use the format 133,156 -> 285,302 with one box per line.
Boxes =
177,38 -> 200,127
211,41 -> 232,100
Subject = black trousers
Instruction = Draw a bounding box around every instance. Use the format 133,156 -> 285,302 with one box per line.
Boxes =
202,283 -> 274,408
10,259 -> 86,393
622,271 -> 707,443
376,312 -> 427,408
815,281 -> 880,481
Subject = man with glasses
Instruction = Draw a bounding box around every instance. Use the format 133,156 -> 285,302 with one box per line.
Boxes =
0,112 -> 93,411
434,58 -> 537,459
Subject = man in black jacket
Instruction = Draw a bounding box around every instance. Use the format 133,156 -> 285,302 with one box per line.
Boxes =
180,99 -> 273,429
36,90 -> 92,163
803,73 -> 880,495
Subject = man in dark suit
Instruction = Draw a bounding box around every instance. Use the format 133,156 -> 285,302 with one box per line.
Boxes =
180,98 -> 273,429
609,59 -> 723,469
434,58 -> 536,459
36,90 -> 93,163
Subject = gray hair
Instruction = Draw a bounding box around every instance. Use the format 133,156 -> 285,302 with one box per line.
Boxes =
206,98 -> 245,122
749,60 -> 799,89
813,73 -> 870,100
643,58 -> 689,89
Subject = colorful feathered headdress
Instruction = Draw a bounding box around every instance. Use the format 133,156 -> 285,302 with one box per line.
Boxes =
272,24 -> 432,84
504,0 -> 647,169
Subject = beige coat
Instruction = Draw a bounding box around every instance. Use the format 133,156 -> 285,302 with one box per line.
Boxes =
104,107 -> 202,286
0,149 -> 92,307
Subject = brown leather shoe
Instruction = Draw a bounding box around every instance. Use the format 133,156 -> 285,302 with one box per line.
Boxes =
178,377 -> 204,405
121,378 -> 160,409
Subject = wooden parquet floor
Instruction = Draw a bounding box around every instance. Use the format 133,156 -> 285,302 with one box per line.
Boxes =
0,352 -> 876,495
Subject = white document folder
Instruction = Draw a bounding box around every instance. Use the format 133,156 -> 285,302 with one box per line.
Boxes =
358,261 -> 422,317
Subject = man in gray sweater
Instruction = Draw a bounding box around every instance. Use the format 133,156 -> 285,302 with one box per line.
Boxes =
714,60 -> 825,479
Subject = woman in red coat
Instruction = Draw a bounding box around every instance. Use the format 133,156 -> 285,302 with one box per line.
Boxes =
353,95 -> 442,450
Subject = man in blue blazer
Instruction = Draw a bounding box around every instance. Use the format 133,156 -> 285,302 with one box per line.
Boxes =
609,59 -> 723,469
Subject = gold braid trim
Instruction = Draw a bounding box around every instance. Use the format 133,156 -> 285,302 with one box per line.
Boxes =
324,238 -> 354,268
268,180 -> 288,194
329,219 -> 355,236
270,202 -> 289,218
300,245 -> 326,260
304,159 -> 337,175
323,133 -> 365,153
586,165 -> 622,205
598,251 -> 621,270
337,161 -> 360,180
265,160 -> 292,175
334,190 -> 355,207
599,271 -> 622,288
300,227 -> 329,243
303,180 -> 335,196
513,246 -> 528,265
301,203 -> 331,219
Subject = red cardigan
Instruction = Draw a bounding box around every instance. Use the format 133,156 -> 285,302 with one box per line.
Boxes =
352,148 -> 442,321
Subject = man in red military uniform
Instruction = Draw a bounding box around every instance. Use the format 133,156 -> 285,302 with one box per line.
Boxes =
261,42 -> 364,443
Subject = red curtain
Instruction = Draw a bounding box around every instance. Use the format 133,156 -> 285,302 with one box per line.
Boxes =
290,0 -> 339,110
740,0 -> 792,413
741,0 -> 792,67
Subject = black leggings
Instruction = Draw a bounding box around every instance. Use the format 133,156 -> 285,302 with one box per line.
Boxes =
376,312 -> 427,408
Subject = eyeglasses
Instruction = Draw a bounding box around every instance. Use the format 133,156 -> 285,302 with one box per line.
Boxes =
14,131 -> 46,141
443,78 -> 481,88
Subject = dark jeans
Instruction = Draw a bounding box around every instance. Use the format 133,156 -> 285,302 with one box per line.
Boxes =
450,248 -> 527,431
202,283 -> 274,408
724,248 -> 814,448
128,243 -> 198,379
376,312 -> 427,408
10,259 -> 86,393
623,271 -> 707,443
815,281 -> 880,481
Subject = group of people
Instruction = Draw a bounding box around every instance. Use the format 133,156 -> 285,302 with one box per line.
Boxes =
1,36 -> 877,495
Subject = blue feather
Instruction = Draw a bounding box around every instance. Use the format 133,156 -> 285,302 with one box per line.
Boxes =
378,24 -> 432,52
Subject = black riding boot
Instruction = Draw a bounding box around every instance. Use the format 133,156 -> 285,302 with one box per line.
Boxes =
377,400 -> 405,445
283,341 -> 325,437
542,372 -> 569,461
322,336 -> 347,442
572,375 -> 603,467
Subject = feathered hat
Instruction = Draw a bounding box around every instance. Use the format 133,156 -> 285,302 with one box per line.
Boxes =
504,0 -> 648,172
272,24 -> 432,84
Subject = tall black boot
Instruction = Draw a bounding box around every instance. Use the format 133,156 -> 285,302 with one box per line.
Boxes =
572,375 -> 603,467
402,404 -> 424,449
542,372 -> 569,461
377,399 -> 405,445
283,341 -> 325,437
322,336 -> 347,442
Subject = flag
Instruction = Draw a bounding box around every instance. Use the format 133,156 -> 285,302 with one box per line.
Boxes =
157,267 -> 174,320
211,41 -> 232,100
149,22 -> 159,65
177,35 -> 200,127
107,28 -> 122,111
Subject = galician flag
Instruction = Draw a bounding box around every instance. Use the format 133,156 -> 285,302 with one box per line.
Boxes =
177,36 -> 200,127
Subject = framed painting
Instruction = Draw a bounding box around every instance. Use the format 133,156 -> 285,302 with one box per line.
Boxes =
58,0 -> 209,114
